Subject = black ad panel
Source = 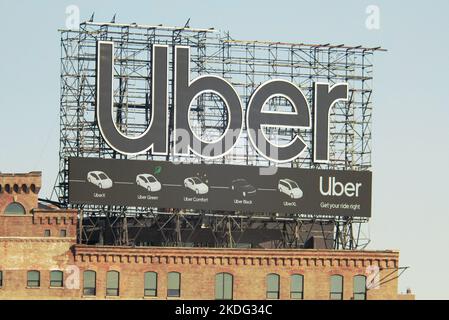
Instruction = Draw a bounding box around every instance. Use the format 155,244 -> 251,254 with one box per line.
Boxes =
68,157 -> 371,217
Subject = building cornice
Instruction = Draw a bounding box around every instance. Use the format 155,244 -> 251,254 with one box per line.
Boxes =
73,245 -> 398,268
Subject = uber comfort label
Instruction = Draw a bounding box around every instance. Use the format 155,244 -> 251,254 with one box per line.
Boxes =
68,157 -> 372,217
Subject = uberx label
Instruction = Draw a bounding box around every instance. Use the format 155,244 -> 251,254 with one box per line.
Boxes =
96,41 -> 348,163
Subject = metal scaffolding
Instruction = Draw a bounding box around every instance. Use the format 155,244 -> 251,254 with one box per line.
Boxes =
54,21 -> 382,249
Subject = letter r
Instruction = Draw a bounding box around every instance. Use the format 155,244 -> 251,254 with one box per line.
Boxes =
313,82 -> 348,163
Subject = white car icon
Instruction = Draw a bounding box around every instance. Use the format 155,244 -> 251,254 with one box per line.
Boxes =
136,174 -> 162,192
184,177 -> 209,195
278,178 -> 303,199
87,171 -> 113,189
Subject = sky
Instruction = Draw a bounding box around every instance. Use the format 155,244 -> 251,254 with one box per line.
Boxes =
0,0 -> 448,299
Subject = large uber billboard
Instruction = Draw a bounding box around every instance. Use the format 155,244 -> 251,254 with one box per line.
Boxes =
66,39 -> 373,218
69,157 -> 372,217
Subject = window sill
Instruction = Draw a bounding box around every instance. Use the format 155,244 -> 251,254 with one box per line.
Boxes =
167,297 -> 181,300
49,286 -> 64,289
105,296 -> 121,299
26,287 -> 41,289
143,296 -> 158,300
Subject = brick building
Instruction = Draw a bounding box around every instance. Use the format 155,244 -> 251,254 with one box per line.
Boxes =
0,172 -> 413,300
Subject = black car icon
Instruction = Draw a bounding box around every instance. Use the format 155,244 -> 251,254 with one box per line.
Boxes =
231,179 -> 257,197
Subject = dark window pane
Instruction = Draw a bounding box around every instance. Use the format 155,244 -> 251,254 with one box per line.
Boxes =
167,272 -> 181,297
60,230 -> 67,237
267,291 -> 279,299
83,288 -> 96,296
144,289 -> 157,296
106,271 -> 119,296
0,271 -> 3,287
291,292 -> 303,299
4,202 -> 26,215
330,275 -> 343,300
144,272 -> 157,297
290,274 -> 304,300
50,271 -> 63,287
266,274 -> 280,299
354,293 -> 366,300
27,271 -> 40,287
44,230 -> 51,237
167,289 -> 180,297
215,273 -> 233,300
330,293 -> 343,300
353,275 -> 367,300
215,273 -> 223,299
83,271 -> 96,296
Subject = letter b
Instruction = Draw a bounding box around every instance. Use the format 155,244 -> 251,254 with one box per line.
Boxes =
174,46 -> 243,159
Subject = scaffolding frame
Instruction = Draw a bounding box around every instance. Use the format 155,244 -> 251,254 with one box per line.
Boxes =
54,21 -> 382,249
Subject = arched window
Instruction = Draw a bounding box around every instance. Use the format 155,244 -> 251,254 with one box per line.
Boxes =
83,270 -> 96,296
167,272 -> 181,297
106,271 -> 120,296
266,273 -> 280,299
4,202 -> 26,215
290,274 -> 304,300
353,275 -> 367,300
330,275 -> 344,300
215,273 -> 233,300
50,270 -> 63,287
27,270 -> 40,288
144,272 -> 158,297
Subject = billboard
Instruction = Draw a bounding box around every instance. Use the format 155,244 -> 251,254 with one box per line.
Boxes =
59,22 -> 377,220
69,157 -> 371,217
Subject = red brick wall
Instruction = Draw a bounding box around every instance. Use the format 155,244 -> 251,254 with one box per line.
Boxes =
0,240 -> 403,300
0,172 -> 409,300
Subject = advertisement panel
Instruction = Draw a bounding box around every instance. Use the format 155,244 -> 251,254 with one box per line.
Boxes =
69,157 -> 371,217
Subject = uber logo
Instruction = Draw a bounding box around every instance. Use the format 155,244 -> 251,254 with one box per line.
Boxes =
96,41 -> 348,163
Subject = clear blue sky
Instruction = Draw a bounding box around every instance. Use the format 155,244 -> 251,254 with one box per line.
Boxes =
0,0 -> 448,299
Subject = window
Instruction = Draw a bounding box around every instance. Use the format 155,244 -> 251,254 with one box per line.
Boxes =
4,202 -> 26,215
290,274 -> 304,300
215,273 -> 233,300
266,274 -> 280,299
330,275 -> 344,300
44,230 -> 51,237
167,272 -> 181,297
0,271 -> 3,287
83,270 -> 96,296
144,272 -> 158,297
27,271 -> 40,288
353,275 -> 367,300
60,230 -> 67,237
50,271 -> 63,287
106,271 -> 120,296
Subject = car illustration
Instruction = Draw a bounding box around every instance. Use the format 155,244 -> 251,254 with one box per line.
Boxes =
231,179 -> 257,197
136,174 -> 162,192
278,178 -> 303,199
184,177 -> 209,195
87,171 -> 113,189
